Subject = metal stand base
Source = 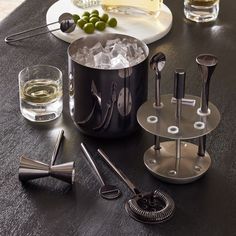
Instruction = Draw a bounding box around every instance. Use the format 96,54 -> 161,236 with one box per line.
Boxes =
144,141 -> 211,184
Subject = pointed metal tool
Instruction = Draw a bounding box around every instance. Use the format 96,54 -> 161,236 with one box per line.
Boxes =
19,129 -> 75,184
5,13 -> 76,43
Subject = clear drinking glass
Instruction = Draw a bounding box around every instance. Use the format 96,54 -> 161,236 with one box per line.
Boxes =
100,0 -> 163,16
184,0 -> 219,22
19,65 -> 63,122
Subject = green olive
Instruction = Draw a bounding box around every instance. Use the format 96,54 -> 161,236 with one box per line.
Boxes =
89,17 -> 100,25
82,11 -> 90,17
72,14 -> 80,24
100,13 -> 109,22
91,9 -> 99,15
95,21 -> 106,31
77,19 -> 87,29
82,16 -> 89,22
83,23 -> 95,34
107,17 -> 117,27
90,13 -> 100,19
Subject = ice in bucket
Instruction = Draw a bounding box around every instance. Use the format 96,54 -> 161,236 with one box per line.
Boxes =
71,38 -> 146,69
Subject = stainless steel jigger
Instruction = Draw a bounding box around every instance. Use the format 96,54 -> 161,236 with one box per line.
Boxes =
196,54 -> 218,156
150,52 -> 166,150
19,130 -> 75,184
5,13 -> 76,43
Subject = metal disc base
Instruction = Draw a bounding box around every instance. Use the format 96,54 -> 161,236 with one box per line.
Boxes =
144,141 -> 211,184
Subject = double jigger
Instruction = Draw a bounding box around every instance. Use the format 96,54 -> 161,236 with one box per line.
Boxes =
19,130 -> 75,184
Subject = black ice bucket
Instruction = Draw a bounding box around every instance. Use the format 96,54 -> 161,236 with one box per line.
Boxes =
68,33 -> 149,138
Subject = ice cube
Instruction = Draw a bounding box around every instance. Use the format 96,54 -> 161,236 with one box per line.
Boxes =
85,53 -> 95,67
111,54 -> 130,69
90,42 -> 105,55
94,52 -> 111,69
111,43 -> 127,58
106,38 -> 121,46
72,51 -> 85,64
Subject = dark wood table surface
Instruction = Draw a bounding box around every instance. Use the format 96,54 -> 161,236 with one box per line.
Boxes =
1,0 -> 236,235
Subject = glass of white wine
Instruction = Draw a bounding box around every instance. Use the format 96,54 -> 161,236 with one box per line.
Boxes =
19,65 -> 63,122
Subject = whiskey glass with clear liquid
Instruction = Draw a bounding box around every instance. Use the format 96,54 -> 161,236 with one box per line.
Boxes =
19,65 -> 63,122
184,0 -> 220,22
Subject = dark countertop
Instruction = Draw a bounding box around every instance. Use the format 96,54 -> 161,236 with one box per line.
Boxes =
1,0 -> 236,235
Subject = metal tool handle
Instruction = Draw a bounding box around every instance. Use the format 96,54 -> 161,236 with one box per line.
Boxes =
150,52 -> 166,107
174,69 -> 186,120
81,143 -> 105,186
196,54 -> 218,113
97,149 -> 140,195
51,129 -> 64,166
5,21 -> 59,43
5,13 -> 75,43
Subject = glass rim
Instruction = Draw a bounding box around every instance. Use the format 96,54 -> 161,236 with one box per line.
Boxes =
18,64 -> 62,81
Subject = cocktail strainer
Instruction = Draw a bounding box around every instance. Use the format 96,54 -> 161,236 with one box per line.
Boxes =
97,149 -> 175,224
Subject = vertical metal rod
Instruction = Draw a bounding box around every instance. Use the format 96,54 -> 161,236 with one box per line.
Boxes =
155,77 -> 161,107
176,139 -> 181,159
154,135 -> 161,150
176,99 -> 181,120
198,135 -> 206,156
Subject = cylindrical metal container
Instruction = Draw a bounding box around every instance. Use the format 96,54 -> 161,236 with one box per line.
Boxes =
68,33 -> 149,138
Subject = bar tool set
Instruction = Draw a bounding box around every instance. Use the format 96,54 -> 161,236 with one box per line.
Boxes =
97,149 -> 175,223
19,130 -> 75,184
137,53 -> 220,184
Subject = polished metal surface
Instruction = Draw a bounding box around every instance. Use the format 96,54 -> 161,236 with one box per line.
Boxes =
81,143 -> 121,200
144,141 -> 211,184
51,129 -> 64,166
97,149 -> 138,194
5,13 -> 75,43
137,94 -> 220,140
19,156 -> 75,184
196,54 -> 218,114
149,52 -> 166,149
19,130 -> 75,184
196,54 -> 218,157
117,87 -> 132,117
97,148 -> 175,224
68,33 -> 149,137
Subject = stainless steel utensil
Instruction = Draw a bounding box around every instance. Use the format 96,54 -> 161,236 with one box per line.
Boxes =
173,69 -> 186,165
19,129 -> 75,184
5,13 -> 75,43
150,52 -> 166,150
196,54 -> 218,156
97,149 -> 175,224
81,143 -> 121,200
196,54 -> 218,114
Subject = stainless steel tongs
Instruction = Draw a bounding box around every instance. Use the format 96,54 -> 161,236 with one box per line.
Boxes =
5,13 -> 75,43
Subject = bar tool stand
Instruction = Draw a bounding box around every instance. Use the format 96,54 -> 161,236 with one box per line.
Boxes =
137,55 -> 220,184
